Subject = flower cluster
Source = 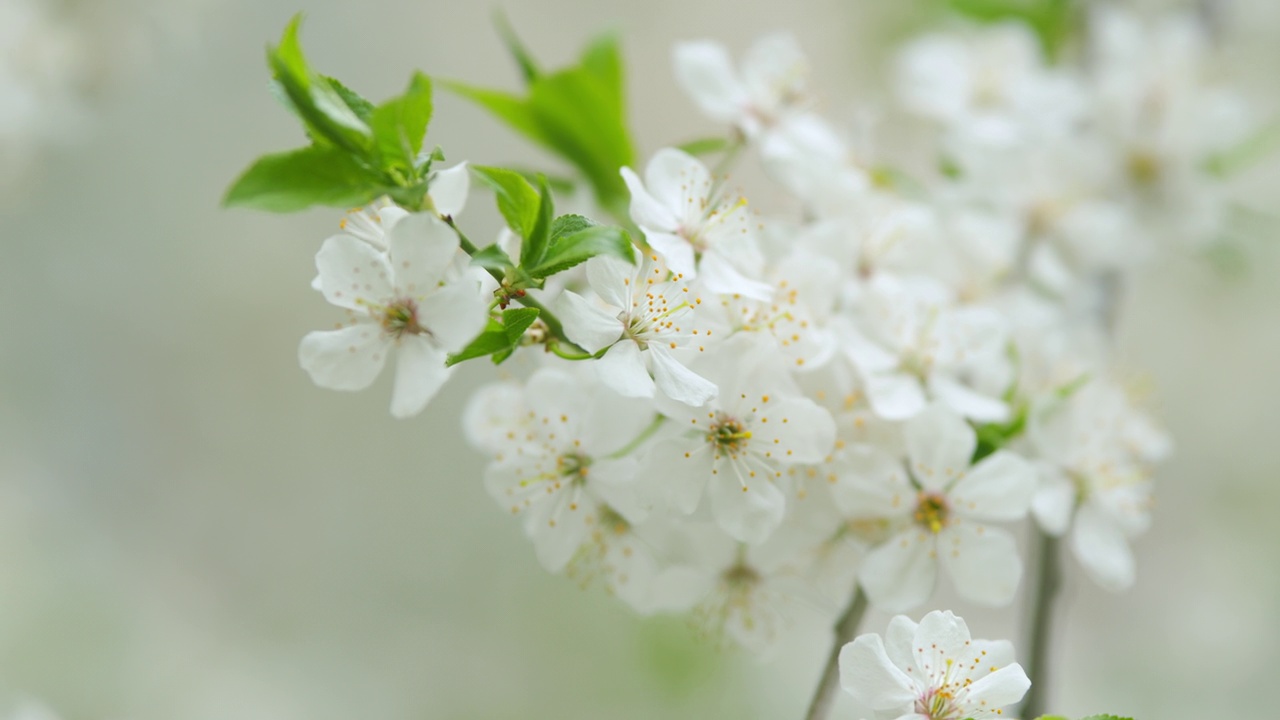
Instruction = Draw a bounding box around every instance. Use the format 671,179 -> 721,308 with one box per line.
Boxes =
226,4 -> 1266,717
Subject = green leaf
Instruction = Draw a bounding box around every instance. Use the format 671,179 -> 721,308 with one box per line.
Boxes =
501,307 -> 541,343
971,403 -> 1028,463
676,136 -> 733,156
441,81 -> 552,146
522,175 -> 555,269
470,244 -> 515,272
223,144 -> 386,212
1031,716 -> 1068,720
1079,716 -> 1133,720
322,75 -> 375,123
446,308 -> 540,366
269,15 -> 372,155
471,166 -> 540,238
549,213 -> 596,240
371,71 -> 434,171
526,224 -> 636,278
528,67 -> 634,206
494,10 -> 541,84
443,32 -> 635,213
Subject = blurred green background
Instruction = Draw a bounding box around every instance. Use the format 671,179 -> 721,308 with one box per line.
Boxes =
2,0 -> 1278,718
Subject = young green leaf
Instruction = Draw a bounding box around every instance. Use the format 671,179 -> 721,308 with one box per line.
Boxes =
524,224 -> 636,279
223,144 -> 386,212
445,308 -> 540,366
371,71 -> 434,171
323,75 -> 375,123
548,213 -> 596,240
443,32 -> 635,214
470,244 -> 516,272
494,10 -> 541,84
269,15 -> 373,155
522,175 -> 556,270
471,166 -> 540,238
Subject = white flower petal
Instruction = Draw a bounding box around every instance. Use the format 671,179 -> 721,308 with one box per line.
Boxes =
1032,465 -> 1076,536
622,166 -> 680,232
585,255 -> 636,310
830,447 -> 914,518
529,492 -> 591,573
863,372 -> 927,421
883,614 -> 919,671
316,235 -> 393,310
554,290 -> 623,353
963,663 -> 1031,712
750,397 -> 834,464
838,634 -> 919,711
416,280 -> 490,353
389,334 -> 451,418
645,231 -> 698,278
1071,502 -> 1136,592
950,450 -> 1036,522
929,375 -> 1011,423
428,161 -> 470,218
298,324 -> 389,391
588,457 -> 648,524
708,466 -> 786,544
673,41 -> 747,124
386,212 -> 460,292
594,340 -> 656,398
696,252 -> 774,300
860,530 -> 937,611
644,148 -> 712,227
938,522 -> 1023,606
648,345 -> 718,407
643,438 -> 712,514
904,405 -> 977,491
911,610 -> 974,679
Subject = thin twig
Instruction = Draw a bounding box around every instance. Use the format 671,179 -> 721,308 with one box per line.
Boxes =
1020,531 -> 1062,719
803,586 -> 869,720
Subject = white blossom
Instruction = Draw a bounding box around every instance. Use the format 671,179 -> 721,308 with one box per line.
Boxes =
836,405 -> 1036,610
840,610 -> 1030,720
621,148 -> 773,299
674,33 -> 809,138
639,337 -> 836,545
299,212 -> 488,418
555,255 -> 719,406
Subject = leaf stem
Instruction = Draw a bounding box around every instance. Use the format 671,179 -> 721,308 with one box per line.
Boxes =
803,585 -> 869,720
443,215 -> 576,346
1020,529 -> 1062,719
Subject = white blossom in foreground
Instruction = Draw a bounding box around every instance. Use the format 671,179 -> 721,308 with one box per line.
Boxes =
840,610 -> 1030,720
674,33 -> 809,138
556,255 -> 719,406
299,212 -> 488,418
621,148 -> 773,299
837,405 -> 1036,610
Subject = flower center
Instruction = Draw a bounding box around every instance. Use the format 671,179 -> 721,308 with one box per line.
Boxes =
707,414 -> 752,458
1127,150 -> 1162,186
914,492 -> 950,534
378,297 -> 426,338
915,684 -> 962,720
557,452 -> 591,481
